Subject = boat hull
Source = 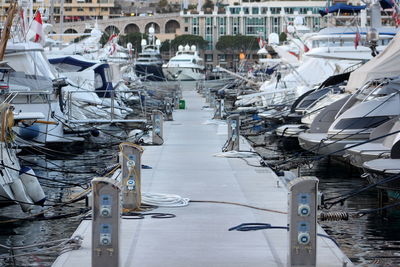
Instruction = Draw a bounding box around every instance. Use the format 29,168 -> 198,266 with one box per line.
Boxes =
135,64 -> 165,81
298,132 -> 364,156
163,67 -> 205,81
363,159 -> 400,191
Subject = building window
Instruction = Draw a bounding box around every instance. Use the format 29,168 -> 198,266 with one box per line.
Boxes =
98,0 -> 108,3
231,17 -> 240,35
65,0 -> 72,3
313,17 -> 320,31
312,7 -> 320,14
270,7 -> 281,14
252,7 -> 259,15
205,36 -> 212,50
192,17 -> 199,35
77,7 -> 84,12
218,17 -> 226,36
261,7 -> 268,14
206,54 -> 213,62
272,17 -> 280,33
284,7 -> 294,14
101,7 -> 108,11
184,18 -> 189,23
53,7 -> 60,14
245,17 -> 265,36
89,7 -> 95,11
229,7 -> 240,14
65,7 -> 72,11
205,17 -> 213,50
299,7 -> 308,14
184,26 -> 188,32
218,54 -> 226,62
85,0 -> 92,2
243,7 -> 249,14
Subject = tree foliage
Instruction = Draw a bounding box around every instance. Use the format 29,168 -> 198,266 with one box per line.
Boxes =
118,33 -> 149,53
279,32 -> 287,43
202,0 -> 214,10
215,35 -> 259,51
158,0 -> 168,8
100,32 -> 110,46
160,39 -> 171,52
170,35 -> 208,50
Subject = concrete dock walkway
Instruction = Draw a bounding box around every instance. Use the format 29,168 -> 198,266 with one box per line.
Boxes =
53,87 -> 352,267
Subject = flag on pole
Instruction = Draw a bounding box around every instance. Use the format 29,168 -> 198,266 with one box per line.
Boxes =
392,0 -> 400,27
354,28 -> 361,49
257,36 -> 264,48
107,33 -> 117,43
31,11 -> 45,45
19,8 -> 26,37
109,43 -> 116,55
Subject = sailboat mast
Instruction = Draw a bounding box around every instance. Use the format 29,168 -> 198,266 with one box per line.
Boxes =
59,0 -> 64,43
0,1 -> 18,61
50,0 -> 55,25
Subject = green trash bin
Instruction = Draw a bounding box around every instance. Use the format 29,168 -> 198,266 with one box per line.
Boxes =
179,100 -> 186,109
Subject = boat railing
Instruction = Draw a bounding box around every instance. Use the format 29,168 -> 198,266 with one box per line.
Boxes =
65,89 -> 147,124
343,62 -> 363,73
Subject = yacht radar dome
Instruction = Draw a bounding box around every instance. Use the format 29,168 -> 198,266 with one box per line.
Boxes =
287,25 -> 295,34
178,45 -> 184,51
268,33 -> 279,45
191,45 -> 196,51
294,16 -> 304,25
184,45 -> 190,51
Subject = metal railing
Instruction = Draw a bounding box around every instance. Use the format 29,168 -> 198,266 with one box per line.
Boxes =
65,89 -> 147,124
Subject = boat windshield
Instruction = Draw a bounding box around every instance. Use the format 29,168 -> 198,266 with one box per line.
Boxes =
334,116 -> 391,130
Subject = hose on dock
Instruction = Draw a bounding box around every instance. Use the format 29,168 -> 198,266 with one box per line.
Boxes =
141,192 -> 190,207
228,223 -> 340,247
190,200 -> 287,214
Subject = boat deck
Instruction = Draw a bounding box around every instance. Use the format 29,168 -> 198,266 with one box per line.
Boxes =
52,87 -> 352,267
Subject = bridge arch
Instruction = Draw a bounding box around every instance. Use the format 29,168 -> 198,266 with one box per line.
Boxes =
124,23 -> 140,34
105,25 -> 120,35
145,22 -> 160,34
165,20 -> 180,34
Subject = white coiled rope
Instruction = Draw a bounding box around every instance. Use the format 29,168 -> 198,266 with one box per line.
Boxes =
142,192 -> 190,207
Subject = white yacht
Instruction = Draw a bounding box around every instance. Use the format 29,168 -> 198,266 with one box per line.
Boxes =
304,27 -> 397,61
134,27 -> 164,81
163,45 -> 205,81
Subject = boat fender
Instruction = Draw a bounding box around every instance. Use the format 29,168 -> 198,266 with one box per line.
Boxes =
18,123 -> 40,140
90,129 -> 100,137
19,166 -> 46,206
10,177 -> 34,212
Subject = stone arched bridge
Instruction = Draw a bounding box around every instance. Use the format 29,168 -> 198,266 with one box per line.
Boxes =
52,12 -> 183,40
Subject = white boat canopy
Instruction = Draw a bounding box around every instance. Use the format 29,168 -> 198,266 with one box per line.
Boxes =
346,31 -> 400,93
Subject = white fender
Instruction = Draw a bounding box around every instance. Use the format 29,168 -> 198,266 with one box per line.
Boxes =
10,177 -> 34,212
19,167 -> 46,206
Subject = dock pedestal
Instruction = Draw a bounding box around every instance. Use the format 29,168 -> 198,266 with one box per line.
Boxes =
119,143 -> 143,211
